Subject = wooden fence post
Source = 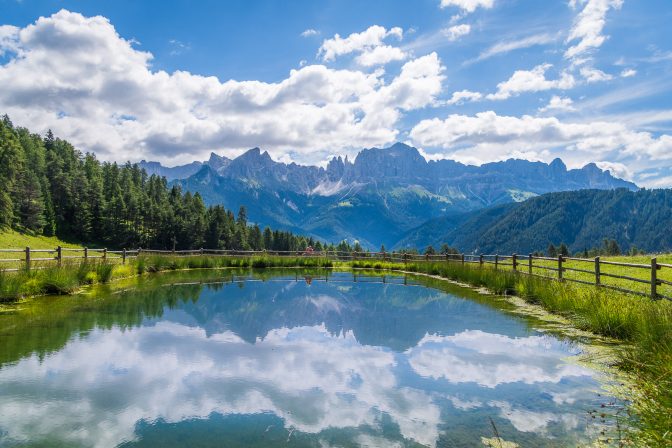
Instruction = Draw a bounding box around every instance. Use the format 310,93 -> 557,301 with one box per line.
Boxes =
122,248 -> 127,265
103,248 -> 107,261
528,253 -> 533,275
651,257 -> 659,300
558,255 -> 563,281
57,246 -> 62,267
25,246 -> 31,271
495,254 -> 499,270
595,256 -> 601,286
84,247 -> 88,260
512,253 -> 517,272
461,253 -> 465,266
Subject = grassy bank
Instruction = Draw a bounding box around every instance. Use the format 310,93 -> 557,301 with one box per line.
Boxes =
351,259 -> 672,447
0,255 -> 333,301
0,230 -> 82,249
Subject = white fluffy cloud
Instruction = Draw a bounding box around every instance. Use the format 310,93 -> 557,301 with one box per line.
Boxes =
620,68 -> 637,78
439,0 -> 494,13
443,24 -> 471,41
447,89 -> 482,105
354,45 -> 406,67
317,25 -> 404,62
539,95 -> 576,112
487,64 -> 575,100
409,110 -> 672,172
580,66 -> 613,82
0,12 -> 443,164
407,331 -> 591,388
0,323 -> 441,447
565,0 -> 623,60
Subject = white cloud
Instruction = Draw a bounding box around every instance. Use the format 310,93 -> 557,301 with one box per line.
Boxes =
0,323 -> 442,448
409,110 -> 672,168
447,89 -> 482,105
442,24 -> 471,41
318,25 -> 403,62
486,64 -> 575,100
565,0 -> 623,60
0,25 -> 19,56
0,12 -> 443,165
470,33 -> 557,63
620,68 -> 637,78
301,28 -> 319,37
439,0 -> 494,13
539,95 -> 575,112
406,331 -> 591,388
354,45 -> 406,67
580,66 -> 613,82
595,161 -> 632,180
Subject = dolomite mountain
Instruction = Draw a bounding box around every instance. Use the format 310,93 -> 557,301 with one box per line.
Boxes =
139,143 -> 637,248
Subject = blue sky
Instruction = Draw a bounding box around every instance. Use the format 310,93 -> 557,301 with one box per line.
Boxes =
1,0 -> 671,186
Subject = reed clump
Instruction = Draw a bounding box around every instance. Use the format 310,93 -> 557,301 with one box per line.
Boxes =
0,260 -> 117,301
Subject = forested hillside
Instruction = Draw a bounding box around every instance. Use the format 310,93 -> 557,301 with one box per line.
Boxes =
397,189 -> 672,254
0,116 -> 315,251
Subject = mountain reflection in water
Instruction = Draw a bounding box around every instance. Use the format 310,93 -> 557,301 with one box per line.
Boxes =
0,271 -> 617,447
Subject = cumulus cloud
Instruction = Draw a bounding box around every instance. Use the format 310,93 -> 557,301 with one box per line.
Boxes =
580,66 -> 613,82
447,89 -> 482,105
409,110 -> 672,168
565,0 -> 623,60
620,68 -> 637,78
539,95 -> 576,112
317,25 -> 403,62
301,28 -> 319,37
487,64 -> 575,100
407,331 -> 592,388
442,24 -> 471,41
354,45 -> 406,67
0,12 -> 443,165
0,323 -> 441,447
439,0 -> 494,13
0,25 -> 20,56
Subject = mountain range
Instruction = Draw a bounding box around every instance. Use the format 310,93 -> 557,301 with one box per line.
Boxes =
140,143 -> 638,249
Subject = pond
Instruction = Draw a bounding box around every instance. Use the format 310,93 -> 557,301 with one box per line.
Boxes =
0,270 -> 621,447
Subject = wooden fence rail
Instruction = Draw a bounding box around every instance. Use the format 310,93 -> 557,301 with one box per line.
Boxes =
0,247 -> 669,301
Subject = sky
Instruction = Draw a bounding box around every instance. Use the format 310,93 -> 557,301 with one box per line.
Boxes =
1,0 -> 671,186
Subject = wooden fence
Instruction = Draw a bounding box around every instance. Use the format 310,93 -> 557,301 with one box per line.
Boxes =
0,247 -> 669,301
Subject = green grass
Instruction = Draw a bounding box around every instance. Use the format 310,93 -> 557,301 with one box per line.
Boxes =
0,229 -> 82,249
0,260 -> 119,300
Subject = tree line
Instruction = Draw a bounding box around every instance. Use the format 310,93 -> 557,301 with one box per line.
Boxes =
0,115 -> 351,251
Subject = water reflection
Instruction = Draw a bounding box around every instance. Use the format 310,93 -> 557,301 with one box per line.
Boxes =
0,272 -> 616,447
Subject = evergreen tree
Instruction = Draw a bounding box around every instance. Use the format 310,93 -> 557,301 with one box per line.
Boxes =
548,243 -> 557,257
558,243 -> 569,257
263,226 -> 273,250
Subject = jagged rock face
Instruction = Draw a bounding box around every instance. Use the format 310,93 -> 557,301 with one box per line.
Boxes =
139,143 -> 638,248
207,153 -> 231,173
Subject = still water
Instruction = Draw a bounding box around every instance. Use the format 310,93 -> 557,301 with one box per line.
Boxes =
0,271 -> 619,447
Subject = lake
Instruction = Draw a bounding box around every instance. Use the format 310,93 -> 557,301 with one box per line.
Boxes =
0,270 -> 620,447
